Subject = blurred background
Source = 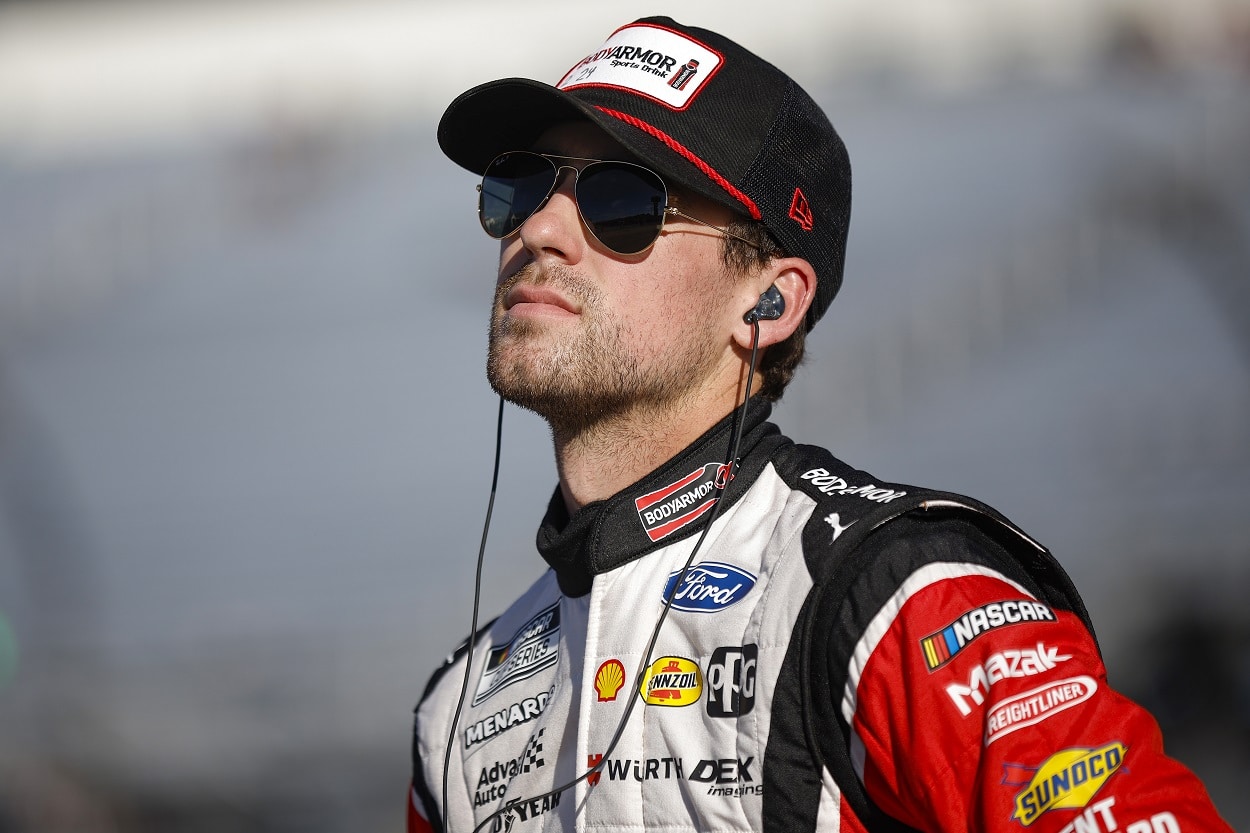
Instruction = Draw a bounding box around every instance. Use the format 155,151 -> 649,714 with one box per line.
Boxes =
1,0 -> 1247,830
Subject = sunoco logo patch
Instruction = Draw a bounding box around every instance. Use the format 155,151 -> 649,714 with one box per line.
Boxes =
473,603 -> 560,706
662,562 -> 756,613
635,462 -> 731,543
1006,742 -> 1125,826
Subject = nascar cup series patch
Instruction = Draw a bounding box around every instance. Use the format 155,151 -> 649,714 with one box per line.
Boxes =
473,603 -> 560,706
557,22 -> 724,110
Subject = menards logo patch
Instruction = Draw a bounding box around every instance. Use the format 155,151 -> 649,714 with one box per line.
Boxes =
1008,742 -> 1125,826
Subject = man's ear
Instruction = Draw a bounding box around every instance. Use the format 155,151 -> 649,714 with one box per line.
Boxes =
732,257 -> 817,350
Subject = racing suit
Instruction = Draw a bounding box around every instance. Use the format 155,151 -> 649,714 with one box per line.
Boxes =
409,400 -> 1232,833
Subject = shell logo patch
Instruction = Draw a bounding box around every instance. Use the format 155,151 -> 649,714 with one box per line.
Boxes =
594,659 -> 626,702
1009,742 -> 1125,826
638,656 -> 702,706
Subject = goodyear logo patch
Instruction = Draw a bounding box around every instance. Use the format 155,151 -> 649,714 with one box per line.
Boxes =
638,656 -> 702,706
1009,742 -> 1125,826
921,599 -> 1056,671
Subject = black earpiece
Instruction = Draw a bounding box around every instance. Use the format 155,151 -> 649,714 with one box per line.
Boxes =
744,284 -> 785,324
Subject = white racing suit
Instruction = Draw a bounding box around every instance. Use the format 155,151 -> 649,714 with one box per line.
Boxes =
409,400 -> 1232,833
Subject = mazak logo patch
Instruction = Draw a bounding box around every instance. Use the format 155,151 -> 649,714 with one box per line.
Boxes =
556,23 -> 724,110
473,603 -> 560,706
946,642 -> 1072,716
920,599 -> 1057,671
662,561 -> 756,612
706,645 -> 757,717
986,676 -> 1097,745
638,656 -> 702,706
1005,742 -> 1125,826
635,462 -> 731,542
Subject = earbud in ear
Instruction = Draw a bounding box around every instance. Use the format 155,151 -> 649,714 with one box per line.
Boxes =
744,284 -> 785,324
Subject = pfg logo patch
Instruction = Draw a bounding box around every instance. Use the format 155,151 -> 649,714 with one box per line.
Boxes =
473,603 -> 560,706
662,562 -> 756,613
635,462 -> 731,543
706,645 -> 757,717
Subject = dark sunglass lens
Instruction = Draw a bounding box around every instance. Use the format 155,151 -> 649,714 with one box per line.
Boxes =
479,153 -> 556,239
576,163 -> 667,254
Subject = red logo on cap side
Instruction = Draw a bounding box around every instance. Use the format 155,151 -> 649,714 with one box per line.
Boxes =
789,188 -> 814,231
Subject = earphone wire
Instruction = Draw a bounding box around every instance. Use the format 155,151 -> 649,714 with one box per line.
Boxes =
442,395 -> 505,833
465,322 -> 765,833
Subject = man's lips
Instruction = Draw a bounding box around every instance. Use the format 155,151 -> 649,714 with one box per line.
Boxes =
503,284 -> 581,316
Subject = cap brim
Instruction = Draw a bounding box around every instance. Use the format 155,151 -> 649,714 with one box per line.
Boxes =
436,78 -> 749,219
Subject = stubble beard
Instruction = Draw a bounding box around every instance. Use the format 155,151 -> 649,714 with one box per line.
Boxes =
486,264 -> 720,438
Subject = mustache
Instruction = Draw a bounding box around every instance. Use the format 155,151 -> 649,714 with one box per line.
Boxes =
495,262 -> 599,308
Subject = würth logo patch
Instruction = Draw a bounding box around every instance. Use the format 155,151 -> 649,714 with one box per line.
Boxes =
635,462 -> 731,542
788,187 -> 814,231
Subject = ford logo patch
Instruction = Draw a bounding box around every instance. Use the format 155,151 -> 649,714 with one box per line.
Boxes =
662,562 -> 757,612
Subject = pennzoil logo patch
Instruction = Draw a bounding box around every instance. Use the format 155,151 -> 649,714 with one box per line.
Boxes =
638,656 -> 703,706
1005,742 -> 1126,826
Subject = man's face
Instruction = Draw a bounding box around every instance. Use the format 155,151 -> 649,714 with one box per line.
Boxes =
485,122 -> 753,433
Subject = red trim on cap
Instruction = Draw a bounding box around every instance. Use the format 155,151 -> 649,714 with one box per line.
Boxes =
594,106 -> 762,221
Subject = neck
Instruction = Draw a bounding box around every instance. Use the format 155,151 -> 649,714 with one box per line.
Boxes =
551,368 -> 755,514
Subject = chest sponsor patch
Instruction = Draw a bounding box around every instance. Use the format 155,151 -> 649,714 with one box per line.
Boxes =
1005,742 -> 1125,826
986,676 -> 1098,745
638,656 -> 702,706
594,659 -> 626,702
556,22 -> 723,110
584,754 -> 760,797
464,688 -> 552,749
662,561 -> 756,612
635,462 -> 731,542
473,603 -> 560,706
706,644 -> 757,717
921,599 -> 1057,671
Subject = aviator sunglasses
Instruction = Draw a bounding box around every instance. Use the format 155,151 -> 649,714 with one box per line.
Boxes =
478,151 -> 759,255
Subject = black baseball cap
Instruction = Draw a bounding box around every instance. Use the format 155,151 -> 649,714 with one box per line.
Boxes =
438,16 -> 851,331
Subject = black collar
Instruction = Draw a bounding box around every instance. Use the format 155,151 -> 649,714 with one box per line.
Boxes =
536,398 -> 786,596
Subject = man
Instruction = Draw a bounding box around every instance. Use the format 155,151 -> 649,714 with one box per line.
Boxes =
410,17 -> 1232,833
